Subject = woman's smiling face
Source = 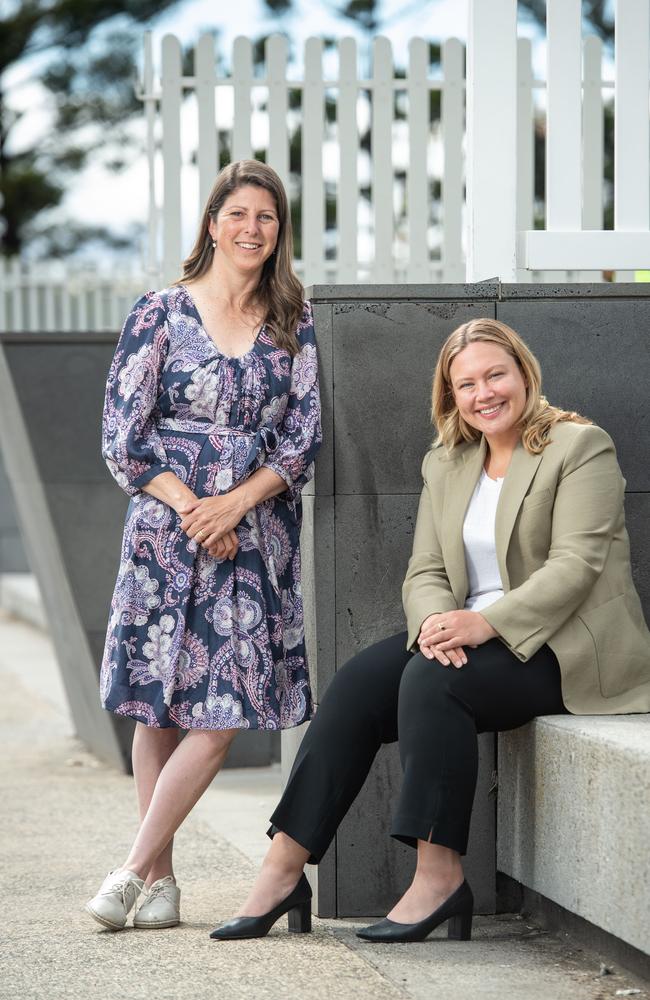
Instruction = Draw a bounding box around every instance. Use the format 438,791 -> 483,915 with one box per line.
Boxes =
449,341 -> 528,444
209,184 -> 279,274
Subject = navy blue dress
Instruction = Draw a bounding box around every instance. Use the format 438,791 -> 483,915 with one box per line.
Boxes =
100,285 -> 321,730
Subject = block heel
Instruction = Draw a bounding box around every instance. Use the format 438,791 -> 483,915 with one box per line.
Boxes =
210,873 -> 312,940
447,908 -> 472,941
356,880 -> 474,944
287,899 -> 312,933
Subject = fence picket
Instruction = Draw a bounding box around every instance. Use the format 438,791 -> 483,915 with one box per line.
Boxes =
407,38 -> 429,282
196,34 -> 218,210
372,37 -> 394,282
615,0 -> 650,231
466,0 -> 518,281
9,259 -> 24,333
546,0 -> 582,230
583,36 -> 604,231
302,37 -> 325,285
442,38 -> 464,282
516,39 -> 534,233
267,35 -> 289,191
337,37 -> 359,283
0,259 -> 6,332
161,34 -> 183,285
232,36 -> 253,161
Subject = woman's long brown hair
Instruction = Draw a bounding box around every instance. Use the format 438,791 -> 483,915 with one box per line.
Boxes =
179,160 -> 304,355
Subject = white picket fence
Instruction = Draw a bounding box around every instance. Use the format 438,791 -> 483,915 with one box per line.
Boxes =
0,258 -> 149,334
4,6 -> 649,333
142,31 -> 611,289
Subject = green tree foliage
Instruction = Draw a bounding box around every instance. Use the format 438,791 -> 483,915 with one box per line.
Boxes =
0,0 -> 184,258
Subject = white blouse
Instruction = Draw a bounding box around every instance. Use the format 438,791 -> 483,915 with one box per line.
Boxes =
462,469 -> 505,613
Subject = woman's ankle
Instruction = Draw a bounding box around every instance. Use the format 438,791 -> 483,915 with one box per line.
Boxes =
264,832 -> 310,877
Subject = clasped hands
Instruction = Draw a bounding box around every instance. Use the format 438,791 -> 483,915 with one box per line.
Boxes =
178,492 -> 246,561
418,610 -> 497,669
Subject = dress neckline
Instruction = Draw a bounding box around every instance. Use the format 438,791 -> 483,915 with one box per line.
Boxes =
179,283 -> 264,361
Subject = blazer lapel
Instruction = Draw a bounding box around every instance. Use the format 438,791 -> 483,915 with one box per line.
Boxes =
441,439 -> 486,606
495,442 -> 543,589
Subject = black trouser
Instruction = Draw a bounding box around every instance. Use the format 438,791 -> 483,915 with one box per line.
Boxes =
269,632 -> 566,858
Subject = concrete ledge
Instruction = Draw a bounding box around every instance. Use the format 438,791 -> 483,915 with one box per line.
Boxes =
497,714 -> 650,956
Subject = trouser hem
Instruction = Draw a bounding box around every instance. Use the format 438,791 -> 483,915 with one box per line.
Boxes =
390,813 -> 469,856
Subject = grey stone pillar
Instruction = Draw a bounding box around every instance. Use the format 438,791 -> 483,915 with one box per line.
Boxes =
297,285 -> 501,917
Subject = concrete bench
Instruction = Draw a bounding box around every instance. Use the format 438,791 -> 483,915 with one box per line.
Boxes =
498,714 -> 650,956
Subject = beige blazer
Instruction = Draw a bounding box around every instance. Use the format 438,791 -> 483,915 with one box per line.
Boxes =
402,421 -> 650,714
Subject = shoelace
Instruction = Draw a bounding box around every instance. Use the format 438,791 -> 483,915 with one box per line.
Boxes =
145,880 -> 176,904
102,877 -> 143,905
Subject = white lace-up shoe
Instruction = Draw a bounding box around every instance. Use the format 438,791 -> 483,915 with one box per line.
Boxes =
133,876 -> 181,929
85,869 -> 145,930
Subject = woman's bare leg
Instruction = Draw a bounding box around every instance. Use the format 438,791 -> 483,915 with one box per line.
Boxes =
236,832 -> 310,917
386,841 -> 464,923
121,728 -> 237,879
130,724 -> 179,885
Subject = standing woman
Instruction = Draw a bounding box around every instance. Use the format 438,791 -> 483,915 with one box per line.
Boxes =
86,160 -> 321,930
210,318 -> 650,943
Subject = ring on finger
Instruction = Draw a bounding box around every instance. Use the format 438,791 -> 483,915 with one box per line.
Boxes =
437,623 -> 446,632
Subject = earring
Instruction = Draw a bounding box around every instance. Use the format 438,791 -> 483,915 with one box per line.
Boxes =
211,240 -> 217,249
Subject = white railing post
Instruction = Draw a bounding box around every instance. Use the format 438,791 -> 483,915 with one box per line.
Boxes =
516,40 -> 534,237
466,0 -> 518,281
582,36 -> 604,232
615,0 -> 650,232
232,36 -> 253,161
161,34 -> 182,286
196,34 -> 217,212
143,32 -> 158,280
546,0 -> 583,235
580,35 -> 604,281
337,37 -> 359,283
371,37 -> 394,282
302,38 -> 325,285
407,37 -> 429,283
267,35 -> 290,193
441,38 -> 464,283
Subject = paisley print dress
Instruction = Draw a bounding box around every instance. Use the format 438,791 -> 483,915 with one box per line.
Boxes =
99,285 -> 321,730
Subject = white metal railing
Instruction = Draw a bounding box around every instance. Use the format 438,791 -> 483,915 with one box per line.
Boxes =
0,258 -> 149,334
3,15 -> 646,334
514,0 -> 650,275
141,30 -> 623,288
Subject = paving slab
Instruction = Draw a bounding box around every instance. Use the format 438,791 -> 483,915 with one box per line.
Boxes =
1,613 -> 647,1000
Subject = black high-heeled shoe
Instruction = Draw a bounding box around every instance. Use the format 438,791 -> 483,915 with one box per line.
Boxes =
209,873 -> 312,940
356,879 -> 473,943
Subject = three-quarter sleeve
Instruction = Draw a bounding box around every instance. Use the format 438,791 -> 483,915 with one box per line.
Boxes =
102,292 -> 172,496
263,302 -> 322,503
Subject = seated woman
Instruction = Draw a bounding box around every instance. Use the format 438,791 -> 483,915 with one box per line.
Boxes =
210,318 -> 650,943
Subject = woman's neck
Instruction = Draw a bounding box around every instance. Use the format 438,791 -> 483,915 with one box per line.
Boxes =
192,258 -> 262,313
484,431 -> 520,479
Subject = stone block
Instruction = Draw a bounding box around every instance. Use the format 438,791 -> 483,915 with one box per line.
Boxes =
46,483 -> 126,631
3,340 -> 114,485
334,493 -> 420,664
337,735 -> 496,916
498,715 -> 650,955
311,301 -> 334,497
332,299 -> 496,495
496,299 -> 650,490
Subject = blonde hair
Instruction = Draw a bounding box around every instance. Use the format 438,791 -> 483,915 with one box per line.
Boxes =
432,318 -> 591,454
179,159 -> 304,355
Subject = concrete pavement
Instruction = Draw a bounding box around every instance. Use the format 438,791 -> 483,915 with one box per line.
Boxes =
1,610 -> 647,1000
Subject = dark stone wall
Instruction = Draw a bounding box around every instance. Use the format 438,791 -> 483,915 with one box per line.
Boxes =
303,282 -> 650,918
